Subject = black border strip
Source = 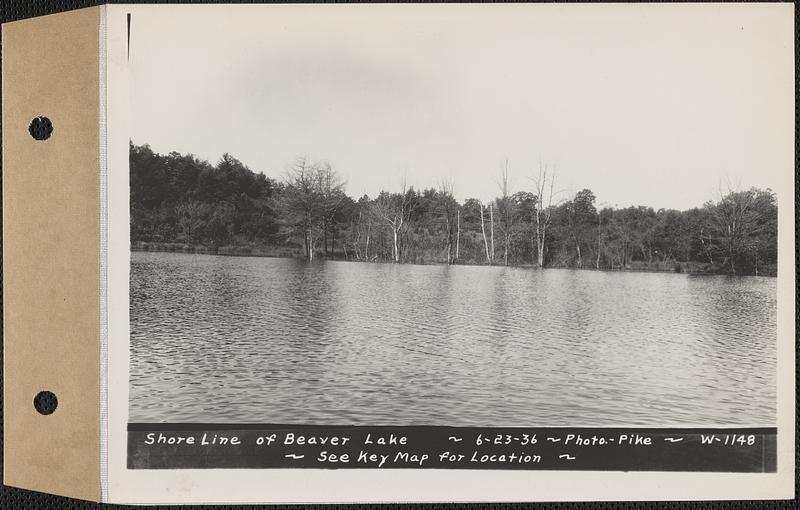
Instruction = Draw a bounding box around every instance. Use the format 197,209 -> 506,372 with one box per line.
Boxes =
129,423 -> 779,433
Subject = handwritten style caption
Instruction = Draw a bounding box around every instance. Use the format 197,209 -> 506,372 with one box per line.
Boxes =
127,425 -> 776,471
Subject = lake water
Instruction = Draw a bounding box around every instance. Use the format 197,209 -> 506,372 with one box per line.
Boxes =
129,251 -> 776,426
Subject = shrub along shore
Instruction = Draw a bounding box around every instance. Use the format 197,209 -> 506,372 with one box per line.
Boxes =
131,241 -> 775,277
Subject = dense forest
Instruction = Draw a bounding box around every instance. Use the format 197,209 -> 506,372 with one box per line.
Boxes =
131,143 -> 778,275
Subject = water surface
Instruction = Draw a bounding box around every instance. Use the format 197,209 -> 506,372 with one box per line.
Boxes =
130,251 -> 776,426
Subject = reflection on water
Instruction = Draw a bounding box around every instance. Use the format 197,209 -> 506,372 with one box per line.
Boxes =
129,251 -> 776,426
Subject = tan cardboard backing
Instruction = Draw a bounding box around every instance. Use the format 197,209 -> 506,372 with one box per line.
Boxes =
2,6 -> 101,501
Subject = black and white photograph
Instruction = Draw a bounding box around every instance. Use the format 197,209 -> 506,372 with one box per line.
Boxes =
121,3 -> 792,478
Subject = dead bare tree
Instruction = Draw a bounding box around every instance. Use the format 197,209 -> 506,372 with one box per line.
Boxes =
283,156 -> 322,260
489,203 -> 495,264
317,162 -> 346,258
371,175 -> 415,263
438,179 -> 457,264
497,159 -> 513,266
480,202 -> 491,263
455,208 -> 460,261
365,219 -> 372,260
707,182 -> 765,275
596,210 -> 602,270
533,160 -> 557,268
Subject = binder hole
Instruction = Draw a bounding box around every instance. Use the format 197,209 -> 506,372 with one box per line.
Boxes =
28,116 -> 53,141
33,390 -> 58,415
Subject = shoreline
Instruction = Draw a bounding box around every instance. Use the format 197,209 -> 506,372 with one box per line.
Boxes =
130,242 -> 776,277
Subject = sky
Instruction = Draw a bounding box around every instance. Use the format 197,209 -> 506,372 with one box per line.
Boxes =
128,4 -> 793,210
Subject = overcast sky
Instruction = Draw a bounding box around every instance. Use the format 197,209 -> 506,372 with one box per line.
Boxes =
128,4 -> 793,210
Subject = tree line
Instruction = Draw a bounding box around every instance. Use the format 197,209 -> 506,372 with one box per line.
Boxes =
130,143 -> 777,275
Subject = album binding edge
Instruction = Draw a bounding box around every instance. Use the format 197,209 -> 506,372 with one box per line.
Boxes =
2,6 -> 104,502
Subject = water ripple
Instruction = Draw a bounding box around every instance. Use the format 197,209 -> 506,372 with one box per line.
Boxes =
130,252 -> 776,426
